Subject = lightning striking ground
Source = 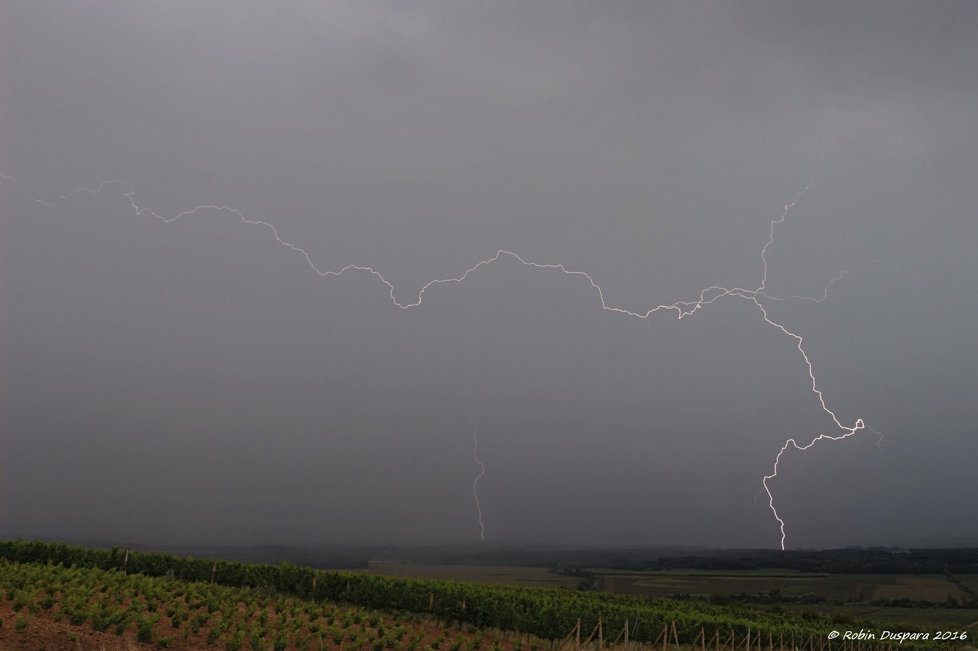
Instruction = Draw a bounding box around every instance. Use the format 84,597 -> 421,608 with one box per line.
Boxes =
471,430 -> 487,542
1,171 -> 872,549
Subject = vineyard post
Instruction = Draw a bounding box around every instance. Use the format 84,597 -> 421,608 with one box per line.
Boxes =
576,618 -> 581,650
312,574 -> 316,594
661,623 -> 669,651
698,628 -> 705,651
598,615 -> 603,651
211,561 -> 216,584
584,620 -> 600,648
769,631 -> 773,651
123,548 -> 129,575
611,620 -> 627,649
747,626 -> 751,651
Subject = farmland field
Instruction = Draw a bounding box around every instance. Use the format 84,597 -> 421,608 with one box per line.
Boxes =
591,570 -> 966,603
955,574 -> 978,594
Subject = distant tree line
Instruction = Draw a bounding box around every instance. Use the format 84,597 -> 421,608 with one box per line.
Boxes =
407,546 -> 978,575
645,548 -> 978,574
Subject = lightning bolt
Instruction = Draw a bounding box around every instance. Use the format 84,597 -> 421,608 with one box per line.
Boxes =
471,428 -> 487,542
1,169 -> 874,549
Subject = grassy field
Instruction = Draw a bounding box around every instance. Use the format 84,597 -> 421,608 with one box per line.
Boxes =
956,574 -> 978,594
591,569 -> 967,603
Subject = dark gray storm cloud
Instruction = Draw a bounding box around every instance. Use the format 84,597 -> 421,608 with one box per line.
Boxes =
2,1 -> 976,548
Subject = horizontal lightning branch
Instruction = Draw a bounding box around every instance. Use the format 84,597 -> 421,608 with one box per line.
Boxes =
1,171 -> 872,549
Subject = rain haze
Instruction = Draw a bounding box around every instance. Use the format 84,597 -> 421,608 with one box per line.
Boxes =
1,1 -> 976,550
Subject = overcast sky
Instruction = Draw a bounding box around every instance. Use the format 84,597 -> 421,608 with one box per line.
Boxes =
2,1 -> 977,549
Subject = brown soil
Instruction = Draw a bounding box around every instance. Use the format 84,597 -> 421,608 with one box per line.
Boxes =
0,599 -> 152,650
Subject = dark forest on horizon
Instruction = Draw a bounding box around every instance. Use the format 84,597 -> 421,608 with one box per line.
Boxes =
17,538 -> 978,575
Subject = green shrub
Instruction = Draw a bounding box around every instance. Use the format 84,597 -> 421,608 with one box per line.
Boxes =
137,619 -> 154,643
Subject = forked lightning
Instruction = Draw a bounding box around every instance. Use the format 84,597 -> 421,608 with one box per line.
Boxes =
1,171 -> 874,549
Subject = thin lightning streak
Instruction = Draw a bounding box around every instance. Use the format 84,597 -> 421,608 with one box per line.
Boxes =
759,270 -> 849,304
1,170 -> 873,549
758,155 -> 823,293
471,429 -> 487,542
868,425 -> 885,454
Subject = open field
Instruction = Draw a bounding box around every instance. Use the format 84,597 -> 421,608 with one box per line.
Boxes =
592,570 -> 967,603
955,575 -> 978,594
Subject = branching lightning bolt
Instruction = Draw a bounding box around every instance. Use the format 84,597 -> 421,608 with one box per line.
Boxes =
1,169 -> 875,549
471,429 -> 487,542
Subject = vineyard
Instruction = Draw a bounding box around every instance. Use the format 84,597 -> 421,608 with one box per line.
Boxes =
0,541 -> 959,650
0,558 -> 551,650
